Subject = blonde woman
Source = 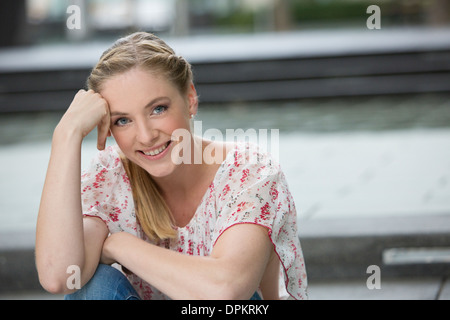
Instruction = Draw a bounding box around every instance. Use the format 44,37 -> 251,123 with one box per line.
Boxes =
35,32 -> 307,300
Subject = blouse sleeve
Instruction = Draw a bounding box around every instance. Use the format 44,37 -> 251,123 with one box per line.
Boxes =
212,144 -> 308,300
80,145 -> 133,234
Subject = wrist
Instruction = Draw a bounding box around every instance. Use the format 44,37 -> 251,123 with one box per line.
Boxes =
52,123 -> 83,147
102,232 -> 130,264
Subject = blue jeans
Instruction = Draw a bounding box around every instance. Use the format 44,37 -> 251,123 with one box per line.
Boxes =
65,264 -> 261,300
64,264 -> 141,300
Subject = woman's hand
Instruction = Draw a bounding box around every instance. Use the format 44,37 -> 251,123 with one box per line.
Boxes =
100,232 -> 118,265
55,89 -> 110,150
100,232 -> 134,275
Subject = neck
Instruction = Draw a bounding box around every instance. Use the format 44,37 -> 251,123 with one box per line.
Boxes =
152,136 -> 208,198
153,137 -> 232,198
152,138 -> 232,227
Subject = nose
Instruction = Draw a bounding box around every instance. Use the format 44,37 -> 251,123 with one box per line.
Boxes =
135,119 -> 158,146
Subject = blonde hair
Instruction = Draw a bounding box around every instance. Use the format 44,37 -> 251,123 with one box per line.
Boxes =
87,32 -> 194,241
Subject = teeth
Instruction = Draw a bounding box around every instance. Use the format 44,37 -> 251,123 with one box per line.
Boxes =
143,142 -> 169,156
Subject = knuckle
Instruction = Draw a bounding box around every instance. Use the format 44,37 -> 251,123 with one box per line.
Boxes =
75,89 -> 86,97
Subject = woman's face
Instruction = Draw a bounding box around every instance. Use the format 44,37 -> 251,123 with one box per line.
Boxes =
100,67 -> 197,178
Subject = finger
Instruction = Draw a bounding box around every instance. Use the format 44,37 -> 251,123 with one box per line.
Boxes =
97,124 -> 108,150
76,89 -> 86,96
97,109 -> 110,151
97,122 -> 110,150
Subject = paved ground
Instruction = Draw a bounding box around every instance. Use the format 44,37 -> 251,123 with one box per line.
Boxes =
0,276 -> 448,300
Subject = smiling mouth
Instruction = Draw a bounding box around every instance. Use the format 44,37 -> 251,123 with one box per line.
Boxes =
140,141 -> 171,157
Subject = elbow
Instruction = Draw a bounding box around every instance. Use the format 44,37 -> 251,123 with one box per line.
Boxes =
213,285 -> 251,300
209,279 -> 254,300
42,282 -> 65,295
37,266 -> 75,295
36,255 -> 83,295
197,267 -> 256,300
39,275 -> 67,295
36,262 -> 63,294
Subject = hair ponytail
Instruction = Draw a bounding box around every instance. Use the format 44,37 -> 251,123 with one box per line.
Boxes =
120,155 -> 176,241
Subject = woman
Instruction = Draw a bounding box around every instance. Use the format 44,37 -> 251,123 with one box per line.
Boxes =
35,32 -> 307,300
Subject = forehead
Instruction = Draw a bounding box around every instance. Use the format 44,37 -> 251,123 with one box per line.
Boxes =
100,67 -> 179,112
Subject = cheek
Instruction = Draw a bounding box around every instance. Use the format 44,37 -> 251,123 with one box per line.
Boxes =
111,130 -> 133,153
172,118 -> 191,133
162,113 -> 191,135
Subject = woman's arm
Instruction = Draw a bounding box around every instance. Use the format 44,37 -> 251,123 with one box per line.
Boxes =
102,223 -> 273,300
35,90 -> 110,294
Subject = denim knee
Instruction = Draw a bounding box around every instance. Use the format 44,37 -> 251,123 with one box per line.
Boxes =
64,264 -> 140,300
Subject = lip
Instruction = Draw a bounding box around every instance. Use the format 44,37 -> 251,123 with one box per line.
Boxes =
138,141 -> 172,161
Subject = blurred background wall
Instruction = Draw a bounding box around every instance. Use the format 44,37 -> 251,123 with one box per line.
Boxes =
1,0 -> 450,112
1,0 -> 449,46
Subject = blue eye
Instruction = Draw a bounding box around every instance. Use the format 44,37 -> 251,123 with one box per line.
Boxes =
114,118 -> 129,126
153,105 -> 168,115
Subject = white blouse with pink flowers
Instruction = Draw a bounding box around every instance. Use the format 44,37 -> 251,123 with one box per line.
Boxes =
81,142 -> 308,300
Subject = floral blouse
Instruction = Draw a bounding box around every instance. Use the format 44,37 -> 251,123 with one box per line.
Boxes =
81,142 -> 308,300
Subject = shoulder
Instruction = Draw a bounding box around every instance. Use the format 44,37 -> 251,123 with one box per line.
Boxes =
212,142 -> 286,203
223,142 -> 281,180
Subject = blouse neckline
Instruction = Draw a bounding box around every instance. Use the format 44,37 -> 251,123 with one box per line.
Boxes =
175,142 -> 239,231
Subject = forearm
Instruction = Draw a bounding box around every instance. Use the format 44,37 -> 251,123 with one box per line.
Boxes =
104,226 -> 273,299
105,232 -> 250,300
36,127 -> 86,291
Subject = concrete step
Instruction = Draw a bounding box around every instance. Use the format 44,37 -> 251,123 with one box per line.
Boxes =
299,215 -> 450,280
1,28 -> 450,112
0,276 -> 448,300
1,214 -> 449,294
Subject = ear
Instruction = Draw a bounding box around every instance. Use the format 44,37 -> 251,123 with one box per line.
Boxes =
187,82 -> 198,116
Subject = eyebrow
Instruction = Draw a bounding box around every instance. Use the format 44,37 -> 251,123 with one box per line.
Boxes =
110,96 -> 170,117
